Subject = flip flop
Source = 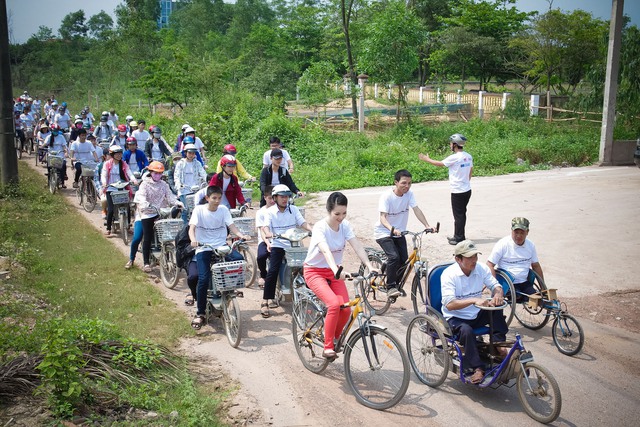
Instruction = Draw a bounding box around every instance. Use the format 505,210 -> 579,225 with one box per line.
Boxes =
184,295 -> 195,306
191,315 -> 205,330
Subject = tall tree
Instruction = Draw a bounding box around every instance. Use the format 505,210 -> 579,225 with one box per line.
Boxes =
59,10 -> 88,40
87,11 -> 114,40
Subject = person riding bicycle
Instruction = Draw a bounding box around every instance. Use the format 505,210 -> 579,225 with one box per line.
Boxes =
259,148 -> 303,207
208,155 -> 247,210
188,185 -> 249,330
441,240 -> 509,384
123,137 -> 149,174
176,136 -> 204,166
144,125 -> 172,161
131,161 -> 182,272
54,103 -> 72,132
101,145 -> 137,237
47,101 -> 59,124
260,184 -> 313,318
374,169 -> 435,298
215,144 -> 255,181
69,128 -> 99,188
179,126 -> 206,163
174,123 -> 190,151
13,111 -> 25,148
94,114 -> 113,142
174,143 -> 207,222
487,217 -> 545,299
131,119 -> 150,151
19,104 -> 35,131
69,118 -> 85,142
110,124 -> 129,149
303,192 -> 376,359
36,122 -> 50,147
42,123 -> 69,187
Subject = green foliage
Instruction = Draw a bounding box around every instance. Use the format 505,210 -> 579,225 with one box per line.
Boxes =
503,92 -> 530,121
298,61 -> 342,112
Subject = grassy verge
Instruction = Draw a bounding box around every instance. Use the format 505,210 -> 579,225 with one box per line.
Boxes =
0,163 -> 227,425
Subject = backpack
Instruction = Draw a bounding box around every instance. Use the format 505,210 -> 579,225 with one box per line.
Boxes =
175,224 -> 195,269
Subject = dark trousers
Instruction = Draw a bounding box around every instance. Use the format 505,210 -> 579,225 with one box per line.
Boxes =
448,310 -> 508,370
257,242 -> 270,279
375,236 -> 408,288
195,249 -> 244,316
74,162 -> 82,183
106,191 -> 115,231
141,216 -> 157,265
451,190 -> 472,241
263,247 -> 286,300
187,260 -> 198,301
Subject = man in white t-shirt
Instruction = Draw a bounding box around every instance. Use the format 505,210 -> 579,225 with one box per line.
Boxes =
419,133 -> 473,245
260,184 -> 312,317
262,136 -> 294,172
132,119 -> 151,151
441,240 -> 508,384
188,185 -> 249,329
69,129 -> 99,188
373,169 -> 435,298
487,217 -> 544,297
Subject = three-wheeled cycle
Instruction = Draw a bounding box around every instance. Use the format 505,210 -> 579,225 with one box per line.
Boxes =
406,262 -> 562,424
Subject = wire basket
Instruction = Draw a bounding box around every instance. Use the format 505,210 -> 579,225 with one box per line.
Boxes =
80,161 -> 97,177
285,247 -> 308,268
47,154 -> 64,169
241,188 -> 253,205
110,190 -> 130,205
233,217 -> 256,237
212,261 -> 246,291
155,219 -> 184,243
185,194 -> 195,211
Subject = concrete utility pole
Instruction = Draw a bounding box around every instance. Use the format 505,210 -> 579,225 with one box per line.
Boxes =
0,0 -> 18,185
599,0 -> 624,166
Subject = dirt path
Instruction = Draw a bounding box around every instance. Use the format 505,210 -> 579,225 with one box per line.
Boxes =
23,155 -> 640,426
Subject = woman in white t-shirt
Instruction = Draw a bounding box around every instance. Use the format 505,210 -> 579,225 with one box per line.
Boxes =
303,192 -> 376,359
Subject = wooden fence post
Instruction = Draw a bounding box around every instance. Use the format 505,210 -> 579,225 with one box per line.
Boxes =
530,94 -> 540,116
478,91 -> 484,119
546,91 -> 552,121
419,87 -> 424,103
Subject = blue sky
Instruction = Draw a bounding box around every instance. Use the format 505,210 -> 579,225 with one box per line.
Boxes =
6,0 -> 640,44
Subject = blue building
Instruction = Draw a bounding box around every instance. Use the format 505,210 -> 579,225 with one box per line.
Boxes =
158,0 -> 178,29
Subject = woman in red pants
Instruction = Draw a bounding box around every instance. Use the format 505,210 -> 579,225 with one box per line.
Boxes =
303,192 -> 376,359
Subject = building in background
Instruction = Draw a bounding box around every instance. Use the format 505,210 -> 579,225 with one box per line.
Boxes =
158,0 -> 178,29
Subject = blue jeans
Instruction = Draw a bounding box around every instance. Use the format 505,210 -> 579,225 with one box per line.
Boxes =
195,249 -> 244,316
447,310 -> 508,370
129,221 -> 143,261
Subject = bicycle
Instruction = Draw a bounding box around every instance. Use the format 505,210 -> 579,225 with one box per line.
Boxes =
198,242 -> 246,348
75,161 -> 98,212
46,150 -> 64,195
406,262 -> 562,424
358,224 -> 440,315
272,227 -> 310,304
109,181 -> 134,245
231,217 -> 258,287
497,269 -> 584,356
152,210 -> 184,289
291,269 -> 410,410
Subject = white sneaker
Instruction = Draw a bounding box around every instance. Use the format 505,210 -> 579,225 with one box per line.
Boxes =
387,287 -> 401,298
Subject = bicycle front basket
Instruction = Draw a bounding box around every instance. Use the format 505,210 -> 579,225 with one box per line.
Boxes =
155,219 -> 184,243
185,193 -> 195,211
233,217 -> 256,237
47,154 -> 64,169
212,261 -> 246,291
110,190 -> 130,205
285,247 -> 308,268
80,161 -> 98,177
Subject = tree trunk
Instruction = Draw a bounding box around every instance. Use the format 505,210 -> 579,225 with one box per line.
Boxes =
341,0 -> 358,124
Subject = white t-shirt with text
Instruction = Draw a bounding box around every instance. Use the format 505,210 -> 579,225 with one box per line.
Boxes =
189,204 -> 233,254
488,236 -> 539,283
373,189 -> 418,239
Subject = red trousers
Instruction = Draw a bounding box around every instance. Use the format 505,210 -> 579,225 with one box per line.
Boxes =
304,266 -> 351,350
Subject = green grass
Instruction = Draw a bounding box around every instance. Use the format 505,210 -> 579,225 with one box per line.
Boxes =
0,163 -> 227,425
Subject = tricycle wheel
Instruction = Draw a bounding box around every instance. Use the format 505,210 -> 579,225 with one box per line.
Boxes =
517,362 -> 561,424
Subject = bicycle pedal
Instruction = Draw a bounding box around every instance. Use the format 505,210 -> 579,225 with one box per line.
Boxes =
400,289 -> 407,297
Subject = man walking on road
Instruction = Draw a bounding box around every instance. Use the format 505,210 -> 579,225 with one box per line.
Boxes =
419,133 -> 473,245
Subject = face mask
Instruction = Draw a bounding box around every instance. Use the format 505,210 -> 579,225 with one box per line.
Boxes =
153,133 -> 161,139
76,123 -> 82,128
119,131 -> 126,136
151,172 -> 163,182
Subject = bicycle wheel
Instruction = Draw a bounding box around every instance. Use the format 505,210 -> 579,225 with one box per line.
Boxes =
500,277 -> 517,327
26,137 -> 33,155
222,293 -> 242,348
551,313 -> 584,356
82,180 -> 97,213
343,327 -> 410,410
406,314 -> 450,387
16,138 -> 22,159
359,255 -> 391,315
76,184 -> 83,206
238,245 -> 257,287
119,211 -> 129,245
514,273 -> 550,330
291,298 -> 329,374
160,243 -> 180,289
48,169 -> 57,194
516,362 -> 562,424
410,272 -> 428,315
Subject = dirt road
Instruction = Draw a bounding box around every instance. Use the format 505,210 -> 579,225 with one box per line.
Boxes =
24,156 -> 640,426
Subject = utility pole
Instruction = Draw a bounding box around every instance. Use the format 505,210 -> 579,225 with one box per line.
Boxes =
599,0 -> 624,166
0,0 -> 19,185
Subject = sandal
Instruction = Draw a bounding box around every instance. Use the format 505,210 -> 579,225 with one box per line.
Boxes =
258,278 -> 265,289
260,302 -> 270,318
104,230 -> 111,236
184,295 -> 195,306
125,260 -> 133,270
235,290 -> 244,298
143,265 -> 152,273
268,299 -> 279,309
470,368 -> 485,384
322,349 -> 337,360
191,315 -> 205,330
